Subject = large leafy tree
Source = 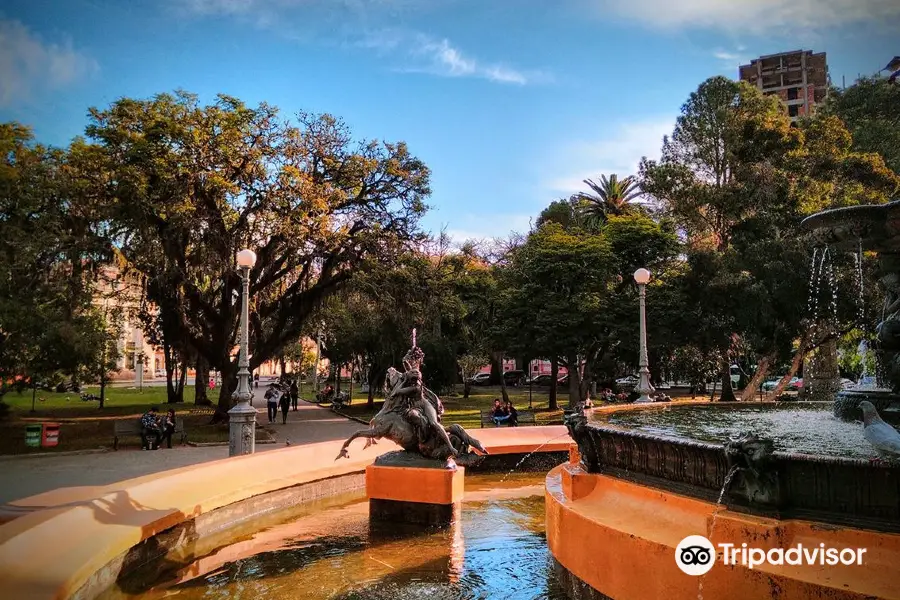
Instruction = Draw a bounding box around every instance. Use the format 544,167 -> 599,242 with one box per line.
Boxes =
0,124 -> 111,407
497,223 -> 615,408
83,92 -> 430,420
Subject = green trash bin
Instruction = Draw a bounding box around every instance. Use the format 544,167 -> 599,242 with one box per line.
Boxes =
25,424 -> 41,448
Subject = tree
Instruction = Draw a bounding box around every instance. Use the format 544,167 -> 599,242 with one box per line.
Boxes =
497,223 -> 615,408
825,76 -> 900,174
642,76 -> 898,400
82,92 -> 430,421
0,123 -> 111,407
576,174 -> 642,227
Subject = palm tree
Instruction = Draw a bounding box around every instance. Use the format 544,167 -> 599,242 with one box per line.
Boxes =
576,174 -> 643,226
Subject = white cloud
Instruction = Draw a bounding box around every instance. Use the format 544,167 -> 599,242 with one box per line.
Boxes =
543,117 -> 674,195
363,31 -> 549,85
589,0 -> 900,33
713,48 -> 753,71
0,19 -> 98,107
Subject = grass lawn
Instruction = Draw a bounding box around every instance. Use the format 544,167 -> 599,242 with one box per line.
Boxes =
0,386 -> 240,455
334,385 -> 566,430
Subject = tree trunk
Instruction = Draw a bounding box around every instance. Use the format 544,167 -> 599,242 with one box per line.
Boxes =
566,354 -> 581,408
98,368 -> 106,409
279,355 -> 287,378
549,357 -> 559,411
176,357 -> 187,402
741,354 -> 773,401
463,380 -> 472,399
336,364 -> 342,393
212,362 -> 237,423
194,356 -> 211,405
489,354 -> 503,386
493,352 -> 510,403
367,363 -> 379,407
348,363 -> 354,401
771,342 -> 809,398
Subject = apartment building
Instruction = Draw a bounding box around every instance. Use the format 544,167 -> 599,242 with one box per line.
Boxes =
739,49 -> 829,122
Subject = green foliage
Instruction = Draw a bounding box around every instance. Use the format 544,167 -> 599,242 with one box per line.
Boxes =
824,76 -> 900,175
0,123 -> 111,398
576,174 -> 643,228
81,91 -> 430,416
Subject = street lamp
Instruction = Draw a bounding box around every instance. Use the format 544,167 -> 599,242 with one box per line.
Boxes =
633,268 -> 653,404
229,248 -> 258,456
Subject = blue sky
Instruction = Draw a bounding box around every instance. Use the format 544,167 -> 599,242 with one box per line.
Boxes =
1,0 -> 897,242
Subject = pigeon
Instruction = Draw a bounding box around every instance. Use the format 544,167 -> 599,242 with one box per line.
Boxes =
860,401 -> 900,460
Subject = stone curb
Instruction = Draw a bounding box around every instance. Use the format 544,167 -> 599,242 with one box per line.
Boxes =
187,435 -> 276,447
0,448 -> 110,460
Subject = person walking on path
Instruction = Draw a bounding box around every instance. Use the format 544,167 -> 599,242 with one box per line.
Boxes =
290,379 -> 299,411
265,384 -> 280,423
279,390 -> 290,424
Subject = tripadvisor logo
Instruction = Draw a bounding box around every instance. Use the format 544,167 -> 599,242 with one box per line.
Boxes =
675,535 -> 716,576
675,535 -> 867,576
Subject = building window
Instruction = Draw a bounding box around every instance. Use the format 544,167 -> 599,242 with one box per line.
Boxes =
787,87 -> 799,100
788,104 -> 800,117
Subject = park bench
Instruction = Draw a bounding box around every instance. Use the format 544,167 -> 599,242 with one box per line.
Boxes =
113,417 -> 186,450
479,408 -> 537,428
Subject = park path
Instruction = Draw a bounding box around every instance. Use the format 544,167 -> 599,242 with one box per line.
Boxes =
0,401 -> 363,506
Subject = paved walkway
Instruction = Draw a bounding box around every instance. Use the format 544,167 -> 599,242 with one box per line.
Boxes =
0,401 -> 364,505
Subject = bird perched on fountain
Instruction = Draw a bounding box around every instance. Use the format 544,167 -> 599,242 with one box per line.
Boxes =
860,401 -> 900,460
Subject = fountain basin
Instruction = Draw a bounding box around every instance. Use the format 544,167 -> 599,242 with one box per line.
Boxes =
799,199 -> 900,252
569,403 -> 900,532
0,426 -> 570,599
834,388 -> 900,423
546,462 -> 900,600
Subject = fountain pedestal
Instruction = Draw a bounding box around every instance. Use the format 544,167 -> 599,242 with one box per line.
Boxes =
366,462 -> 464,527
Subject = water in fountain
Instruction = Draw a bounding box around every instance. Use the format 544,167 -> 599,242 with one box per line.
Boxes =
96,474 -> 565,600
496,432 -> 572,484
601,403 -> 876,459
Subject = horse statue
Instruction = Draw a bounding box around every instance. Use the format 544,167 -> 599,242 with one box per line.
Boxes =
335,339 -> 487,469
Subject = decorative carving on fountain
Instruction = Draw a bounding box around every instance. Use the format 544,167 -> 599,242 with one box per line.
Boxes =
335,330 -> 487,469
724,433 -> 780,507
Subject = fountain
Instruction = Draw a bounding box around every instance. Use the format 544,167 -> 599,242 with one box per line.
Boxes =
801,199 -> 900,423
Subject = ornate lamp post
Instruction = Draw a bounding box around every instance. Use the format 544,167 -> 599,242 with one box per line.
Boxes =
633,268 -> 653,404
229,248 -> 258,456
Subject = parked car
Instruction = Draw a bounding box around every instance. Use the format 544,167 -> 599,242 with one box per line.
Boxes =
529,374 -> 556,387
154,369 -> 166,378
616,375 -> 639,386
761,377 -> 782,392
787,377 -> 803,391
469,372 -> 491,386
840,378 -> 856,390
503,370 -> 525,386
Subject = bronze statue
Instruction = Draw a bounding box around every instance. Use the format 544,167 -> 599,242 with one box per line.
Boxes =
336,332 -> 487,469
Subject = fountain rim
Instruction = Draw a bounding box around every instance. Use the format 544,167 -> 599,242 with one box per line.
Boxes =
587,400 -> 884,468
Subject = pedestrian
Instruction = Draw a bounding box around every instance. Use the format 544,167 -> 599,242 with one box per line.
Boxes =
290,378 -> 299,411
279,389 -> 290,424
265,384 -> 279,423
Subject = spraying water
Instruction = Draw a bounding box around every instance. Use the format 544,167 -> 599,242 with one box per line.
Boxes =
497,432 -> 572,484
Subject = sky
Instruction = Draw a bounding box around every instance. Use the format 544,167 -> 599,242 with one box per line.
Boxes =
1,0 -> 897,242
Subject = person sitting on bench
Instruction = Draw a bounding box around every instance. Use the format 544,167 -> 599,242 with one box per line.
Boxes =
140,407 -> 163,450
160,409 -> 177,448
491,399 -> 510,426
504,399 -> 519,427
